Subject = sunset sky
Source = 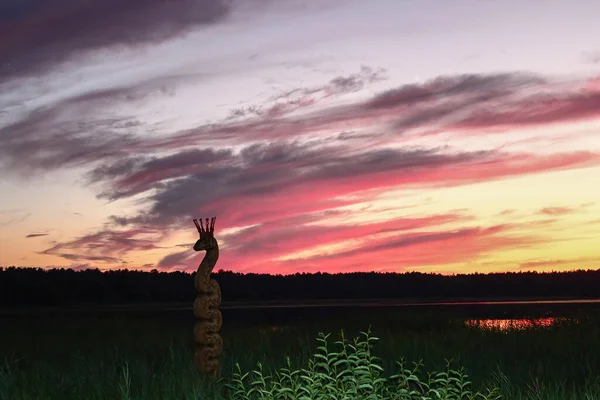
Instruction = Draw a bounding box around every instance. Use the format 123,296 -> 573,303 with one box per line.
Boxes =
1,0 -> 600,275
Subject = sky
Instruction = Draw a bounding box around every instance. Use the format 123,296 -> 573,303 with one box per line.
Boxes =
1,0 -> 600,275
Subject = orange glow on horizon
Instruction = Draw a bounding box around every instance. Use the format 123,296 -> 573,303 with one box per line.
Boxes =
465,317 -> 570,331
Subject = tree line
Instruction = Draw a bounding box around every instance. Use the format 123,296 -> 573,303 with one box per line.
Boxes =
1,266 -> 599,307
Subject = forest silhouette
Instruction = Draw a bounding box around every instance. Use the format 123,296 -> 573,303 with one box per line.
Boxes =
1,266 -> 599,307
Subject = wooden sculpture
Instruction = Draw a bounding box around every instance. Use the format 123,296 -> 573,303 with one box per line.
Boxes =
192,217 -> 223,377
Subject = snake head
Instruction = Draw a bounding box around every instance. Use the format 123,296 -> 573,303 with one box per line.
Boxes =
193,236 -> 217,251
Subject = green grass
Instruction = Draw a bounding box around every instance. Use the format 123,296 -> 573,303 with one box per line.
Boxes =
1,309 -> 599,399
226,329 -> 502,400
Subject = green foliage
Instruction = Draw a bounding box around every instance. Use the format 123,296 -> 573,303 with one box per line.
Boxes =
226,329 -> 502,400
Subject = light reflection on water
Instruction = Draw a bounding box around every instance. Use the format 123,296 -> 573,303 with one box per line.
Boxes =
465,317 -> 573,331
258,317 -> 577,334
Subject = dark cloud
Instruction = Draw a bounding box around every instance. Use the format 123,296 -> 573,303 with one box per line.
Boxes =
86,157 -> 147,184
0,100 -> 139,177
89,148 -> 233,198
306,147 -> 481,181
157,250 -> 195,269
104,143 -> 489,228
5,71 -> 598,180
56,253 -> 122,264
452,91 -> 600,130
0,67 -> 381,177
365,73 -> 545,110
326,66 -> 386,94
99,140 -> 330,203
152,72 -> 566,150
25,233 -> 49,238
0,0 -> 232,82
106,146 -> 599,245
40,228 -> 165,264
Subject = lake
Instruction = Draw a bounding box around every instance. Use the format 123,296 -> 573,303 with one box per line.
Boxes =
3,298 -> 599,331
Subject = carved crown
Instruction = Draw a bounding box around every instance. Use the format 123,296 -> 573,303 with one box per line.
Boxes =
193,217 -> 216,239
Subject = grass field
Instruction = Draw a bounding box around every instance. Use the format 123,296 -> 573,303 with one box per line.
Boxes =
1,305 -> 599,399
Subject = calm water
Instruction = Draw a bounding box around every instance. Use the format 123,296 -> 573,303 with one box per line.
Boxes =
4,298 -> 600,315
2,299 -> 599,343
2,299 -> 599,332
220,298 -> 600,309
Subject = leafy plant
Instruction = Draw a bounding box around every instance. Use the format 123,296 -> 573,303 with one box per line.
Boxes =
226,328 -> 502,400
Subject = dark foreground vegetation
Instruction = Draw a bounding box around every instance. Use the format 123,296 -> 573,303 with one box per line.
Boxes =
2,267 -> 600,398
1,308 -> 600,399
1,266 -> 600,307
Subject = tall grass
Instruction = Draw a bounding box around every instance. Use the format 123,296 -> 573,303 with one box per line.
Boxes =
1,310 -> 599,399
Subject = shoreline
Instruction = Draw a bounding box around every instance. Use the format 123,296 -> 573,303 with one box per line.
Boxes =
1,296 -> 600,316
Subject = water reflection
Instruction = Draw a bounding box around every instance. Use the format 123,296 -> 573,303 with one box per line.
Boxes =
256,317 -> 579,334
465,317 -> 571,331
223,298 -> 600,309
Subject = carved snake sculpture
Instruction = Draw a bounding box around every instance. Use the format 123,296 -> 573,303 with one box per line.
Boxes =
192,217 -> 223,377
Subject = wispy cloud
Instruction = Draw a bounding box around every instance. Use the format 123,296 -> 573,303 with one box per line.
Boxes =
4,71 -> 600,180
57,253 -> 122,264
25,233 -> 49,238
254,224 -> 542,275
519,256 -> 600,270
450,89 -> 600,131
3,67 -> 599,273
583,51 -> 600,65
537,202 -> 596,217
103,146 -> 598,233
227,65 -> 387,120
538,207 -> 574,216
39,228 -> 167,264
0,212 -> 31,227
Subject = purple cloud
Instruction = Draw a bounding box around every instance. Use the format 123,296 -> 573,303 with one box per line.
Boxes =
0,0 -> 232,82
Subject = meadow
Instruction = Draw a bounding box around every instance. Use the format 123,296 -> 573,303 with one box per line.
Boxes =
1,303 -> 600,399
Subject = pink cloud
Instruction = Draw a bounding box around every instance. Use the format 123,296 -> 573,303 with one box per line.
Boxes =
63,148 -> 598,272
224,224 -> 542,275
452,92 -> 600,131
21,70 -> 600,274
105,146 -> 600,230
538,207 -> 573,216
